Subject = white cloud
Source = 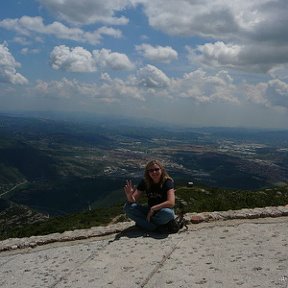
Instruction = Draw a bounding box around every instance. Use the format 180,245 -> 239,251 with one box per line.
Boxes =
35,78 -> 76,99
20,48 -> 40,55
0,43 -> 28,85
244,79 -> 288,110
50,46 -> 96,72
34,77 -> 143,102
2,1 -> 287,74
141,0 -> 288,73
50,46 -> 134,72
32,67 -> 170,103
93,26 -> 122,38
187,42 -> 242,68
171,69 -> 238,103
93,49 -> 135,71
187,41 -> 288,73
135,44 -> 178,63
269,65 -> 288,81
262,79 -> 288,109
29,63 -> 288,116
13,36 -> 32,46
141,0 -> 286,40
141,0 -> 239,38
33,66 -> 240,105
0,16 -> 122,45
39,0 -> 132,25
137,64 -> 170,88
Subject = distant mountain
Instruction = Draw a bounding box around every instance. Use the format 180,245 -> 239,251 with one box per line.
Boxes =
0,112 -> 287,219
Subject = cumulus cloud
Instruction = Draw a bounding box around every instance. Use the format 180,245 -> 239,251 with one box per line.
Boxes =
187,41 -> 288,73
38,0 -> 132,25
141,0 -> 239,38
34,66 -> 239,105
244,79 -> 288,109
0,43 -> 28,84
0,16 -> 122,45
37,60 -> 288,114
262,82 -> 288,109
93,49 -> 135,70
34,77 -> 143,102
141,0 -> 287,40
170,69 -> 238,103
137,64 -> 170,88
50,45 -> 134,72
35,78 -> 78,99
141,0 -> 288,73
33,1 -> 288,73
50,46 -> 96,72
135,67 -> 238,103
135,44 -> 178,63
2,1 -> 288,74
187,42 -> 242,68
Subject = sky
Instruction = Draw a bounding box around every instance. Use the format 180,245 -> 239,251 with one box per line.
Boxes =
0,0 -> 288,129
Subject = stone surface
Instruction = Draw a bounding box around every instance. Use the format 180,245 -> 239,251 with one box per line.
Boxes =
1,215 -> 288,288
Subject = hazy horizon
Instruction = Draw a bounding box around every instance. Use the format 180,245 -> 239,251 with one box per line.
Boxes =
2,110 -> 288,132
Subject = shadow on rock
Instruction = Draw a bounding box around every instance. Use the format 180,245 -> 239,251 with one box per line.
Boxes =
109,225 -> 169,243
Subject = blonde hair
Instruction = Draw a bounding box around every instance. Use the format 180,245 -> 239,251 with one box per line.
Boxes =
144,160 -> 173,189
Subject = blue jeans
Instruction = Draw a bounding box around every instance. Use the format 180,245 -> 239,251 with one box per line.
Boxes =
124,202 -> 175,231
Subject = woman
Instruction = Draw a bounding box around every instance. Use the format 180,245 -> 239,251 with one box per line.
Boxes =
123,160 -> 180,233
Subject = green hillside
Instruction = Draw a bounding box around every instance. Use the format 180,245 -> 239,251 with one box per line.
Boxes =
1,184 -> 287,241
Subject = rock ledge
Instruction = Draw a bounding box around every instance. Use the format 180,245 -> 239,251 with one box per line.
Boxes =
1,205 -> 288,252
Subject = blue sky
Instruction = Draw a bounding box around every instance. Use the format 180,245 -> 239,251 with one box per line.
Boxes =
1,0 -> 288,128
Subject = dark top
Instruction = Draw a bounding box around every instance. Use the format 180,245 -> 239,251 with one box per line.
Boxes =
137,178 -> 174,207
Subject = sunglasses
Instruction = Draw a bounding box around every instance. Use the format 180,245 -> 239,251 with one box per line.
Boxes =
147,168 -> 161,173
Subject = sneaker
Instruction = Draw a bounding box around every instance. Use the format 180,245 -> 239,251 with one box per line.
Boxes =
175,215 -> 186,229
167,219 -> 180,234
157,216 -> 187,234
156,219 -> 179,234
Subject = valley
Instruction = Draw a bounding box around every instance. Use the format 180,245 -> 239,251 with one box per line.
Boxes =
0,113 -> 288,217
